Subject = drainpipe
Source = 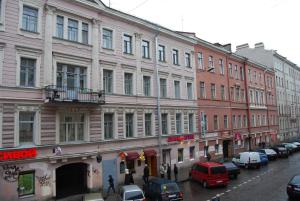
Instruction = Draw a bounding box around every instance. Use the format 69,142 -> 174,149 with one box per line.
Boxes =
154,31 -> 162,167
263,69 -> 270,146
243,59 -> 252,151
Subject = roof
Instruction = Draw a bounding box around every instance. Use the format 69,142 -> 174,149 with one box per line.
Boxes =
121,185 -> 143,192
197,162 -> 224,167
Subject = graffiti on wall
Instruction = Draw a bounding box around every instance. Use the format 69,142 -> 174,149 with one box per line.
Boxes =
36,174 -> 51,187
2,165 -> 23,182
87,168 -> 99,177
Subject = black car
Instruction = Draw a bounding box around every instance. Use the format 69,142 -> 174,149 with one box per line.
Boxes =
287,175 -> 300,200
257,149 -> 278,160
223,162 -> 240,179
144,178 -> 183,201
271,146 -> 288,158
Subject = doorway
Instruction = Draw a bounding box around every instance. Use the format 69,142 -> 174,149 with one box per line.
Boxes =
223,140 -> 229,159
56,163 -> 87,199
146,156 -> 158,176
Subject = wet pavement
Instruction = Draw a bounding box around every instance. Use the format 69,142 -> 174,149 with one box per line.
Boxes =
179,152 -> 300,201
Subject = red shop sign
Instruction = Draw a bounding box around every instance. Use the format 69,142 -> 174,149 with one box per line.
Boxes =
0,148 -> 37,161
167,134 -> 194,142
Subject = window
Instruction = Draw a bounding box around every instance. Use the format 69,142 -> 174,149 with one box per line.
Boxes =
123,34 -> 132,54
254,71 -> 257,81
56,64 -> 87,89
185,53 -> 191,67
158,45 -> 165,62
208,56 -> 214,72
219,59 -> 224,75
142,40 -> 150,58
68,19 -> 78,41
235,65 -> 239,79
221,85 -> 225,100
248,69 -> 252,82
224,115 -> 228,129
211,83 -> 216,99
125,113 -> 134,138
18,171 -> 35,197
178,148 -> 183,162
124,73 -> 133,95
213,115 -> 218,130
60,113 -> 85,142
188,114 -> 194,133
251,115 -> 255,127
215,144 -> 219,153
189,146 -> 195,159
103,69 -> 113,94
230,87 -> 234,101
19,112 -> 35,144
56,16 -> 64,38
200,82 -> 205,98
143,76 -> 151,96
229,63 -> 233,77
176,113 -> 182,134
187,83 -> 193,100
20,58 -> 36,87
232,115 -> 236,128
241,89 -> 245,102
238,115 -> 241,128
197,52 -> 203,69
240,67 -> 244,80
243,115 -> 247,127
161,113 -> 168,135
160,78 -> 167,98
22,6 -> 38,32
174,81 -> 180,99
172,49 -> 179,65
250,90 -> 253,103
82,22 -> 88,44
102,29 -> 113,49
145,113 -> 152,136
236,87 -> 240,101
257,115 -> 260,126
104,113 -> 114,139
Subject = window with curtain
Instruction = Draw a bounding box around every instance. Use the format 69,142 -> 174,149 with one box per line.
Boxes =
22,5 -> 38,32
68,19 -> 78,41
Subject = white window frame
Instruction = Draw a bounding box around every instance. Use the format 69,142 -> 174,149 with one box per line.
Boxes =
175,113 -> 182,134
142,40 -> 150,59
187,82 -> 193,100
197,52 -> 204,69
185,52 -> 191,68
143,75 -> 152,97
14,106 -> 40,147
122,33 -> 134,55
161,112 -> 169,135
123,109 -> 137,138
123,71 -> 136,96
174,80 -> 181,99
188,113 -> 195,133
101,109 -> 117,141
103,69 -> 114,94
16,47 -> 41,88
101,26 -> 115,51
213,115 -> 219,130
143,111 -> 154,137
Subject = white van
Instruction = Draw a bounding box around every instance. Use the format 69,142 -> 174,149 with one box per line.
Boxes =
232,152 -> 261,169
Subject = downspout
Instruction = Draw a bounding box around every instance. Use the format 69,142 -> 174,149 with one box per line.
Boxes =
243,59 -> 252,151
263,69 -> 270,145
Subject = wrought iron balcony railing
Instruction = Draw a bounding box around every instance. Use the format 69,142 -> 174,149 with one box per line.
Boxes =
44,85 -> 105,105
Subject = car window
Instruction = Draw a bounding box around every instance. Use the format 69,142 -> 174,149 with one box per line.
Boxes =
196,165 -> 208,174
161,183 -> 180,193
125,191 -> 144,200
211,166 -> 226,174
291,176 -> 300,184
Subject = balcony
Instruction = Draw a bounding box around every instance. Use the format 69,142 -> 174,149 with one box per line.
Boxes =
44,85 -> 105,105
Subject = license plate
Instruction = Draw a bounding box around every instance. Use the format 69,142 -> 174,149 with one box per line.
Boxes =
294,187 -> 300,191
168,194 -> 176,198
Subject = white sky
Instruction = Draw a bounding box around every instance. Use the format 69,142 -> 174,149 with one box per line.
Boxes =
102,0 -> 300,66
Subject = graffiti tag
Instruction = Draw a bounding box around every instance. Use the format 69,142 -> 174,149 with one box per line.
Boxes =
36,174 -> 51,187
2,165 -> 23,182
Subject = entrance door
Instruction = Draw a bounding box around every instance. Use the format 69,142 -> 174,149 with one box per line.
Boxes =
223,140 -> 229,159
102,159 -> 117,192
146,156 -> 158,176
56,163 -> 87,199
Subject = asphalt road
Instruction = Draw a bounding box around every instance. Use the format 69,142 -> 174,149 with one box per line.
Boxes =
179,152 -> 300,201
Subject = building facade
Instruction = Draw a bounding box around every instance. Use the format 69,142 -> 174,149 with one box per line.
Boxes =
236,43 -> 300,142
0,0 -> 199,200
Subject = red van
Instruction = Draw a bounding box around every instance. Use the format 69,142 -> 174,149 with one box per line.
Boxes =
190,162 -> 229,188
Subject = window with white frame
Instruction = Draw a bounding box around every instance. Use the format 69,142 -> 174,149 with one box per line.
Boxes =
221,85 -> 225,100
161,113 -> 168,135
248,69 -> 252,82
174,81 -> 180,99
213,115 -> 218,130
243,115 -> 247,127
158,45 -> 165,62
219,59 -> 224,75
104,113 -> 114,139
235,65 -> 239,79
240,66 -> 244,80
20,58 -> 36,87
238,115 -> 241,128
257,115 -> 260,126
68,19 -> 78,41
22,5 -> 38,32
178,148 -> 183,162
103,69 -> 113,94
197,52 -> 204,69
123,34 -> 132,54
208,56 -> 214,72
251,114 -> 255,127
200,81 -> 205,98
188,113 -> 194,133
56,64 -> 87,89
142,40 -> 150,59
143,76 -> 151,96
229,63 -> 233,77
82,22 -> 89,44
232,115 -> 236,128
125,113 -> 134,138
187,82 -> 193,100
19,112 -> 35,144
102,28 -> 113,49
160,78 -> 167,98
211,83 -> 216,100
56,16 -> 64,38
59,113 -> 85,142
144,113 -> 152,136
124,73 -> 133,95
172,49 -> 179,65
185,52 -> 191,67
189,146 -> 195,159
176,113 -> 182,134
18,171 -> 35,197
224,115 -> 228,129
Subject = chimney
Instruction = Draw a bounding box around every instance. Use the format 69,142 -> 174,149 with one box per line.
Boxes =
236,43 -> 249,50
254,42 -> 264,49
222,43 -> 232,52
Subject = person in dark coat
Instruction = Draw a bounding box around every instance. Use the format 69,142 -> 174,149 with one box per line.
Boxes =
124,169 -> 131,185
207,152 -> 211,161
174,164 -> 178,182
129,170 -> 134,184
106,175 -> 115,196
143,164 -> 150,184
167,164 -> 171,180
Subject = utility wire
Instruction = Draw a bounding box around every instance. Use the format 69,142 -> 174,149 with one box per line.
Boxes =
128,0 -> 150,13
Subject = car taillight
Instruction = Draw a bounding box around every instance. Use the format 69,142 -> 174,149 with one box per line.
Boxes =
179,192 -> 183,198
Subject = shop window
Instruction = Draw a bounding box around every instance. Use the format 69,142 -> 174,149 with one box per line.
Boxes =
120,161 -> 125,174
215,144 -> 219,153
204,145 -> 209,157
137,160 -> 141,167
126,160 -> 135,172
18,171 -> 35,197
177,148 -> 183,162
189,146 -> 195,159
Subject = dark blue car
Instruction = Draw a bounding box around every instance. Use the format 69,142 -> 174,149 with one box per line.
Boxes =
258,152 -> 269,165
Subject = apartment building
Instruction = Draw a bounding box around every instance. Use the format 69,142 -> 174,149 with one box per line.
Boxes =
236,43 -> 300,142
0,0 -> 198,200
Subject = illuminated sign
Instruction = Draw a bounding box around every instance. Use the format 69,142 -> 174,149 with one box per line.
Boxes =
167,134 -> 194,142
0,148 -> 37,161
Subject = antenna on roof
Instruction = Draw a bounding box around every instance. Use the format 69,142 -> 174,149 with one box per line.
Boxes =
109,0 -> 111,7
181,16 -> 184,31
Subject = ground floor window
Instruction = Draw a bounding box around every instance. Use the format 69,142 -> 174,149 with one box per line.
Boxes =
178,148 -> 183,162
204,145 -> 209,157
126,160 -> 135,172
215,144 -> 219,153
18,171 -> 35,197
120,161 -> 126,174
189,146 -> 195,159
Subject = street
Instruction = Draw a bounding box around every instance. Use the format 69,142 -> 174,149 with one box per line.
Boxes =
179,152 -> 300,201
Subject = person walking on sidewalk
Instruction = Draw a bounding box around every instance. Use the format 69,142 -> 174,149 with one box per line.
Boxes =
160,163 -> 165,178
106,175 -> 115,197
174,164 -> 178,182
167,164 -> 171,180
124,169 -> 131,185
143,164 -> 150,184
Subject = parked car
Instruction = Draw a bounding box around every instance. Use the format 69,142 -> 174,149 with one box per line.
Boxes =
278,143 -> 296,154
119,185 -> 146,201
271,146 -> 289,158
257,149 -> 277,160
190,162 -> 229,188
144,178 -> 183,201
84,193 -> 104,201
292,142 -> 300,151
287,175 -> 300,200
258,152 -> 269,165
223,162 -> 240,179
232,152 -> 261,169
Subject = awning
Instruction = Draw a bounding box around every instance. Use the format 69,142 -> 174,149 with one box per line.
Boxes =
126,152 -> 139,160
144,149 -> 157,157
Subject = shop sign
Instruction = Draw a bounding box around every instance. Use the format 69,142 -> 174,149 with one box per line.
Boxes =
167,134 -> 194,142
205,132 -> 218,138
0,148 -> 37,161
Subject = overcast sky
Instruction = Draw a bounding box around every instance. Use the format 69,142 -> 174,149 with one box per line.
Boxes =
102,0 -> 300,66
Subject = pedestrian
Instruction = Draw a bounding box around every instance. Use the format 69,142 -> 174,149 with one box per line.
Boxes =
167,164 -> 171,180
143,164 -> 150,184
129,170 -> 134,184
160,163 -> 165,178
206,152 -> 211,161
106,175 -> 115,197
124,169 -> 131,185
174,164 -> 178,182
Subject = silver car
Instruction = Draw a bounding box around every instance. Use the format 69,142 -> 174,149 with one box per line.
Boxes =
119,185 -> 146,201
